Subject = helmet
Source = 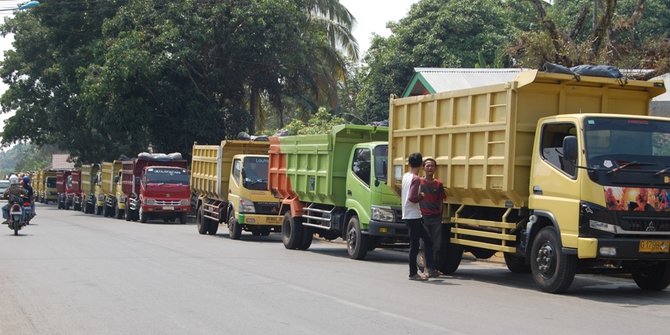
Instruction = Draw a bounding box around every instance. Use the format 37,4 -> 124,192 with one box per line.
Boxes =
9,175 -> 19,185
23,176 -> 30,185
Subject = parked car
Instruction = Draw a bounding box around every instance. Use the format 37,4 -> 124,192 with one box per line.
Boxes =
0,179 -> 10,198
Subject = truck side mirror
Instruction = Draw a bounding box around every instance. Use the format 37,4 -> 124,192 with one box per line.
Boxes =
114,176 -> 120,183
563,136 -> 578,162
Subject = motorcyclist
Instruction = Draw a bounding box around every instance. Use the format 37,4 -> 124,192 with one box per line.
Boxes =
2,175 -> 26,224
22,176 -> 36,217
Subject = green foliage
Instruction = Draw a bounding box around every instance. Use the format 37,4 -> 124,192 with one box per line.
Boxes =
0,143 -> 56,175
356,0 -> 514,122
283,107 -> 346,135
0,0 -> 357,162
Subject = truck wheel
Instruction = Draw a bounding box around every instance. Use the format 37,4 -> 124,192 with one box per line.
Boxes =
437,230 -> 464,274
504,252 -> 531,273
196,207 -> 208,234
139,207 -> 148,223
470,248 -> 497,259
124,206 -> 132,221
632,261 -> 670,291
299,227 -> 313,250
179,212 -> 187,225
282,212 -> 304,250
530,227 -> 576,293
228,211 -> 242,240
115,206 -> 123,219
346,215 -> 369,260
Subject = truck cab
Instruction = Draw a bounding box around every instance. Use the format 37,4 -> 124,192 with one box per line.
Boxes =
44,173 -> 57,204
346,142 -> 406,243
133,165 -> 191,223
225,154 -> 282,237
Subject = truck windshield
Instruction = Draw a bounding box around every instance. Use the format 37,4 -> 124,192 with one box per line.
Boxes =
243,157 -> 269,191
584,117 -> 670,170
146,168 -> 189,185
374,144 -> 388,182
46,177 -> 57,188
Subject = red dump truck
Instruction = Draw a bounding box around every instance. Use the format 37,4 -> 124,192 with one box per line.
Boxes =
123,154 -> 191,223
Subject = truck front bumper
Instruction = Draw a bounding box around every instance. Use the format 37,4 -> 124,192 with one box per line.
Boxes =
367,220 -> 408,238
579,237 -> 670,260
238,213 -> 283,226
143,205 -> 190,213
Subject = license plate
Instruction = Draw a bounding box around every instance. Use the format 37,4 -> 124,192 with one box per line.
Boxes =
639,240 -> 670,253
163,206 -> 174,210
267,216 -> 282,224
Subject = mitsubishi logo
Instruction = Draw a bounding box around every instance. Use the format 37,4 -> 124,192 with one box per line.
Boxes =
646,221 -> 656,232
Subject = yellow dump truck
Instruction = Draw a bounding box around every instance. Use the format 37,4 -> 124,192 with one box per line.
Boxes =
95,161 -> 122,217
34,170 -> 43,202
80,164 -> 100,214
191,140 -> 282,239
389,69 -> 670,293
38,170 -> 58,204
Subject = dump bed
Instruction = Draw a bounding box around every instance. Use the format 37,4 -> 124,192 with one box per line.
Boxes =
68,170 -> 81,194
191,140 -> 270,201
389,70 -> 666,208
101,161 -> 122,195
80,164 -> 99,194
269,125 -> 388,206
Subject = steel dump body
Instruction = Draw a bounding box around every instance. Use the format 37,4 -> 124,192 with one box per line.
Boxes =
67,170 -> 82,194
80,164 -> 99,194
101,161 -> 121,195
389,70 -> 666,209
191,141 -> 270,201
269,125 -> 388,207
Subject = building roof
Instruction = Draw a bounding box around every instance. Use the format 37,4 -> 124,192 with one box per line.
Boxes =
51,154 -> 75,170
402,68 -> 525,97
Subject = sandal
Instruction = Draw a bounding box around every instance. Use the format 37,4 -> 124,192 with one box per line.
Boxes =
409,273 -> 428,281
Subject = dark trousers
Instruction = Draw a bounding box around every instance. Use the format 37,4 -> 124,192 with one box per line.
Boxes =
406,218 -> 434,276
422,217 -> 443,266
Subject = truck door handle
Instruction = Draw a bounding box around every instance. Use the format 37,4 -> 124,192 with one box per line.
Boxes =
532,185 -> 543,195
347,190 -> 352,195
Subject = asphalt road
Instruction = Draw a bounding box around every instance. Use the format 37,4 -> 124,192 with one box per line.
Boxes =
0,204 -> 668,335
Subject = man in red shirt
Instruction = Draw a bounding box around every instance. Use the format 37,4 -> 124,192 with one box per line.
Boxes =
420,158 -> 446,277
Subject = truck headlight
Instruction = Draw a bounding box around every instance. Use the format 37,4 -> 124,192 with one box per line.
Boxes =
239,198 -> 255,213
589,220 -> 617,233
180,199 -> 189,206
371,206 -> 395,222
145,198 -> 156,205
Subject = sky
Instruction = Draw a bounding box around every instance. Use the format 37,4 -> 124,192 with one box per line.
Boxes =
339,0 -> 420,57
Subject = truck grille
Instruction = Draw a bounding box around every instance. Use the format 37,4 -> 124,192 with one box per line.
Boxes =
620,216 -> 670,232
255,202 -> 280,215
155,200 -> 182,206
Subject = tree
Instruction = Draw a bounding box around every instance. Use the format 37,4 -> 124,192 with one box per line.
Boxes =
356,0 -> 514,122
509,0 -> 670,76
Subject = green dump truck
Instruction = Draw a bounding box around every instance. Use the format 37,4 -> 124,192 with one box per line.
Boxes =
269,125 -> 408,259
389,69 -> 670,292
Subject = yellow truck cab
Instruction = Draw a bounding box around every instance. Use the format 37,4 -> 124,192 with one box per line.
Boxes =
192,140 -> 282,239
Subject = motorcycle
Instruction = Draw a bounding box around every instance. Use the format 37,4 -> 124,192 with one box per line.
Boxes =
8,194 -> 32,236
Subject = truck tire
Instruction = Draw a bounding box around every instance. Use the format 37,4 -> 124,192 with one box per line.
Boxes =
437,240 -> 463,275
139,207 -> 148,223
115,205 -> 123,219
299,227 -> 313,250
503,252 -> 531,273
228,211 -> 242,240
196,207 -> 208,235
282,212 -> 304,250
530,227 -> 576,293
124,206 -> 132,221
632,261 -> 670,291
470,248 -> 497,259
346,215 -> 369,260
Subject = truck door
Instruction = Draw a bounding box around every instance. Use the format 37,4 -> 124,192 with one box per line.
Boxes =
529,122 -> 581,248
346,147 -> 372,225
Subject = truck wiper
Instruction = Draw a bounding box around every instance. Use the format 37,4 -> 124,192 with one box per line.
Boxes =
655,166 -> 670,176
607,161 -> 655,175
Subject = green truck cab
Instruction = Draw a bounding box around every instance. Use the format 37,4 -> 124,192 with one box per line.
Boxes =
269,125 -> 408,259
